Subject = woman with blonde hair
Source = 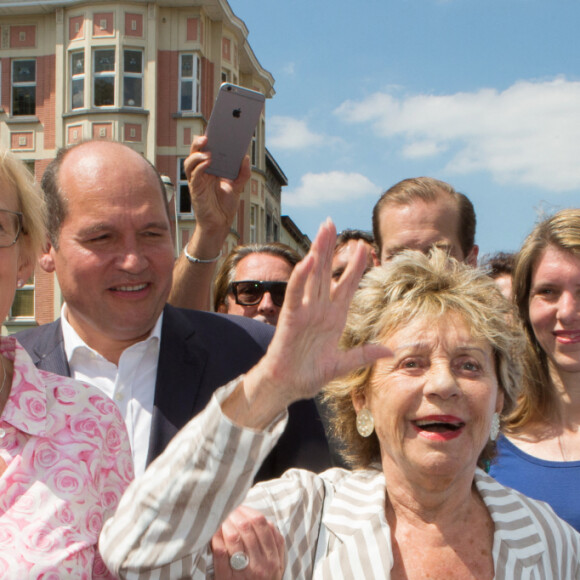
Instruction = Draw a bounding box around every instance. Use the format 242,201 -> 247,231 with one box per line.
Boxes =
490,208 -> 580,531
0,150 -> 133,577
101,221 -> 580,578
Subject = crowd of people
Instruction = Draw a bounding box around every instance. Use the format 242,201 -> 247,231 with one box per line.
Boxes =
0,135 -> 578,579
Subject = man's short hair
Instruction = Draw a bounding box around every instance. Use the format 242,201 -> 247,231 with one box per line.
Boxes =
371,177 -> 476,258
335,229 -> 376,253
213,242 -> 302,312
480,251 -> 515,280
42,140 -> 169,248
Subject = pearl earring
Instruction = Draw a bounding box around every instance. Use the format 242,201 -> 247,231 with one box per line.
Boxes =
17,279 -> 24,288
356,408 -> 375,438
490,412 -> 500,441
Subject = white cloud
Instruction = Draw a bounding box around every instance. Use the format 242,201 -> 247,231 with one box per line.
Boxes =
282,62 -> 296,76
267,116 -> 325,150
335,78 -> 580,191
283,171 -> 382,208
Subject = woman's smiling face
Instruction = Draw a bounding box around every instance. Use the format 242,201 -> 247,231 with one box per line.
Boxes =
528,245 -> 580,376
353,312 -> 503,483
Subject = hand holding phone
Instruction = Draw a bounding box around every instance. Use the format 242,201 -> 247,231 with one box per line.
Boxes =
204,83 -> 265,180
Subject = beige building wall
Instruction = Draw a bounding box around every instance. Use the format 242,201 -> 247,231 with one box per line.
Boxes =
0,0 -> 299,331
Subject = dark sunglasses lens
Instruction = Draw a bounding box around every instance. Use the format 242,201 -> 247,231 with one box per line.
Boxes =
233,281 -> 288,307
235,282 -> 263,305
268,283 -> 286,307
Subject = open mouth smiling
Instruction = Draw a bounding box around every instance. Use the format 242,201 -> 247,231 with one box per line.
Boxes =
411,417 -> 466,439
111,283 -> 148,293
413,419 -> 465,432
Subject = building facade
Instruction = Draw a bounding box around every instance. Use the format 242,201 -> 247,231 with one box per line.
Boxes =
0,0 -> 300,332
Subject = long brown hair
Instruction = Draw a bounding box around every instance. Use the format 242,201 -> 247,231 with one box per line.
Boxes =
505,209 -> 580,430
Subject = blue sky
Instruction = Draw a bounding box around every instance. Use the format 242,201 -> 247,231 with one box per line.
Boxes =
228,0 -> 580,256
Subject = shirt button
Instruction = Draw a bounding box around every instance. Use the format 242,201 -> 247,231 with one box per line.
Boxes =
114,393 -> 124,402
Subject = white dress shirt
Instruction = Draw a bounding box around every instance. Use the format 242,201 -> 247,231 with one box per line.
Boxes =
61,304 -> 162,477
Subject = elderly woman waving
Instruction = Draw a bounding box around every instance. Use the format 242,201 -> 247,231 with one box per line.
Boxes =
100,220 -> 580,579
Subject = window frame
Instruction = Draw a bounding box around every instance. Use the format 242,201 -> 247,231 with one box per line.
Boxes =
123,48 -> 144,108
251,130 -> 257,167
93,47 -> 116,108
9,274 -> 35,320
177,158 -> 194,217
70,50 -> 85,110
250,204 -> 257,243
11,58 -> 37,116
178,53 -> 201,113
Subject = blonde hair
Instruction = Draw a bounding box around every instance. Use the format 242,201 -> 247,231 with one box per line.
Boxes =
506,208 -> 580,429
323,248 -> 525,469
0,149 -> 46,265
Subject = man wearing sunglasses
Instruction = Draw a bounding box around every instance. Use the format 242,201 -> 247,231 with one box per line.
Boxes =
213,243 -> 300,326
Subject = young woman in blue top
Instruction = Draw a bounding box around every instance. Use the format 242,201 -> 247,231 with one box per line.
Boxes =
490,209 -> 580,531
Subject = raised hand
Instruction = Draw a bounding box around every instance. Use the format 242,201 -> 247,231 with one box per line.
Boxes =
169,135 -> 251,310
222,219 -> 391,429
184,135 -> 250,232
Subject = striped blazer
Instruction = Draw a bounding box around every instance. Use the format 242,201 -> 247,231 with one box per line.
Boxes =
100,380 -> 580,579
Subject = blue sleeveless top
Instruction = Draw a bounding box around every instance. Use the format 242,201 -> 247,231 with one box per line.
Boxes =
489,434 -> 580,531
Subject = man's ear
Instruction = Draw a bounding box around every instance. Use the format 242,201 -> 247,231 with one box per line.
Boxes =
371,249 -> 380,267
39,241 -> 56,273
217,303 -> 228,314
465,244 -> 479,268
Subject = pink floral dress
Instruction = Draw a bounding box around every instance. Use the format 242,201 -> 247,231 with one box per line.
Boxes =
0,337 -> 133,578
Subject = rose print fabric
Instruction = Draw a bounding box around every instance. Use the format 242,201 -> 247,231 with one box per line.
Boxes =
0,337 -> 133,578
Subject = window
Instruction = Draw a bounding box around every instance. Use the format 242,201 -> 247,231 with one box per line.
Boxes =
251,131 -> 257,167
71,51 -> 85,109
221,69 -> 230,84
93,48 -> 115,107
10,274 -> 34,318
250,204 -> 257,243
12,59 -> 36,116
266,212 -> 273,242
179,54 -> 200,112
177,159 -> 192,215
123,49 -> 143,107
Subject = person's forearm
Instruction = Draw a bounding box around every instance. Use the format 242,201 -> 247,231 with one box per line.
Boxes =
221,360 -> 296,431
99,378 -> 287,578
168,224 -> 229,311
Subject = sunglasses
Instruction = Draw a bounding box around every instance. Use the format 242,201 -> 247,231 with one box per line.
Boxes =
229,280 -> 288,307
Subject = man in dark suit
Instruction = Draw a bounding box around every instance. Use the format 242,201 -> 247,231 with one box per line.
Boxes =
16,139 -> 330,480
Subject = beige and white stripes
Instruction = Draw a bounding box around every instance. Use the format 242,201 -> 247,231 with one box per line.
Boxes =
100,379 -> 580,579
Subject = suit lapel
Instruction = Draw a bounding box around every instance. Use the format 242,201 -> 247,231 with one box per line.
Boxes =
19,320 -> 71,377
146,305 -> 209,464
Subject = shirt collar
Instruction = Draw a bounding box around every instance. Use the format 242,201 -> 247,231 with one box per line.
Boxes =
61,303 -> 164,363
